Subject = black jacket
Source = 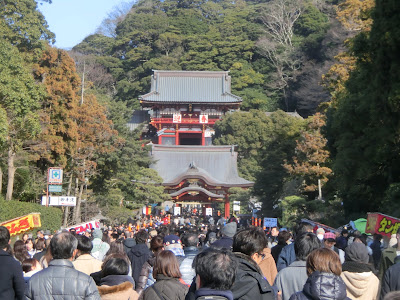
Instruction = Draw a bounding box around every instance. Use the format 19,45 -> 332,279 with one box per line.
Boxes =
211,237 -> 233,250
231,253 -> 275,300
289,272 -> 350,300
127,243 -> 151,284
0,249 -> 25,300
123,238 -> 136,255
381,262 -> 400,299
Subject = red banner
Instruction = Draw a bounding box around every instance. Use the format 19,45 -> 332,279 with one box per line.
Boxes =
366,213 -> 400,238
65,220 -> 100,235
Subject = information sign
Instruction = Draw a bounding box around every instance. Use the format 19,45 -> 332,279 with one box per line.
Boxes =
41,196 -> 76,206
49,185 -> 62,193
263,217 -> 278,228
174,207 -> 181,216
205,208 -> 213,216
48,168 -> 63,184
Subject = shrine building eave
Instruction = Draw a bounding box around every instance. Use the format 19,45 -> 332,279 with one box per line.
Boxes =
139,70 -> 242,104
150,145 -> 254,188
169,186 -> 224,200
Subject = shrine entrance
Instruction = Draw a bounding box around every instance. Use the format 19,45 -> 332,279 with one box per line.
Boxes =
179,133 -> 202,145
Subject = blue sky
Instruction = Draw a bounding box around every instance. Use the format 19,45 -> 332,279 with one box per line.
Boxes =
38,0 -> 130,49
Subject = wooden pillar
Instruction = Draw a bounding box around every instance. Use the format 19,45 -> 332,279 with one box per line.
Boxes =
175,125 -> 179,145
201,124 -> 205,146
224,194 -> 230,218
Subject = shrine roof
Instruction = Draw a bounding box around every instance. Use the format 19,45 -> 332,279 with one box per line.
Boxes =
150,145 -> 253,187
139,70 -> 242,104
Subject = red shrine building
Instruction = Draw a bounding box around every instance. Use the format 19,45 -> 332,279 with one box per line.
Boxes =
135,70 -> 253,217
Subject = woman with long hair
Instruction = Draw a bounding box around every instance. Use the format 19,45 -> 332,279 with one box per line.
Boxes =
142,250 -> 188,300
13,240 -> 30,263
289,248 -> 350,300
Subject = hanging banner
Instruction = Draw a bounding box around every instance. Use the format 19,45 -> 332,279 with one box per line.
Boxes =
65,220 -> 101,235
0,213 -> 41,236
173,114 -> 182,123
366,213 -> 400,238
199,114 -> 208,124
174,206 -> 181,216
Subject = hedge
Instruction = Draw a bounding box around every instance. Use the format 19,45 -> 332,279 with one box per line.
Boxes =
0,199 -> 63,233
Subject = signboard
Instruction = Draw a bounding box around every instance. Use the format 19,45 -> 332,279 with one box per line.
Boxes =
174,206 -> 181,216
41,196 -> 76,206
199,114 -> 208,124
205,208 -> 213,216
49,185 -> 62,193
366,213 -> 400,238
48,168 -> 63,184
173,114 -> 182,123
263,217 -> 278,228
205,129 -> 215,138
0,213 -> 41,236
233,202 -> 240,212
65,220 -> 100,235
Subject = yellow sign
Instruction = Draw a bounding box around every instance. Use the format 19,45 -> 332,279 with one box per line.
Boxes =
0,213 -> 41,236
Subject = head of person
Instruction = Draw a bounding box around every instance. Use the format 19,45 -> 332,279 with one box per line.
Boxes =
106,240 -> 124,256
37,230 -> 44,239
221,222 -> 237,238
35,238 -> 46,252
13,240 -> 29,262
344,242 -> 369,263
22,258 -> 42,273
181,233 -> 199,248
0,226 -> 10,250
135,229 -> 149,244
69,228 -> 76,235
341,229 -> 349,237
195,248 -> 237,290
110,233 -> 119,243
316,228 -> 325,241
294,232 -> 321,261
383,291 -> 400,300
323,232 -> 337,249
153,250 -> 182,279
294,222 -> 314,237
102,257 -> 129,277
150,235 -> 165,255
233,227 -> 268,264
163,234 -> 183,251
277,230 -> 291,245
271,227 -> 279,237
50,232 -> 78,260
84,230 -> 91,238
25,238 -> 35,251
22,233 -> 29,242
76,234 -> 93,255
306,248 -> 342,276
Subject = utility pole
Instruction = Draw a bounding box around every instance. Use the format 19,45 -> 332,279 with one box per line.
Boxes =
80,61 -> 85,105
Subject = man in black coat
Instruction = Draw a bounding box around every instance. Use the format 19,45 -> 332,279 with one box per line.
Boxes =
127,229 -> 151,284
381,260 -> 400,300
0,226 -> 25,300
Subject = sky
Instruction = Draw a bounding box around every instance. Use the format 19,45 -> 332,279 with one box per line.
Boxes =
38,0 -> 130,50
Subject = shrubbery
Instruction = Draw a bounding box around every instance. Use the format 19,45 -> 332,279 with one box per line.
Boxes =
0,199 -> 63,233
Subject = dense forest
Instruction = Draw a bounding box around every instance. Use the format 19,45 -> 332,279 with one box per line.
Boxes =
1,0 -> 399,227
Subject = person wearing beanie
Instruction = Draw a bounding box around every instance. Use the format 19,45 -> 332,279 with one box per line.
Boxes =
163,234 -> 185,263
316,228 -> 325,242
323,232 -> 345,264
340,242 -> 379,300
211,222 -> 237,249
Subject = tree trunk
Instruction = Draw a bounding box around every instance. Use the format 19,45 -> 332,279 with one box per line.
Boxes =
63,175 -> 73,227
6,147 -> 16,201
74,181 -> 84,224
0,165 -> 3,194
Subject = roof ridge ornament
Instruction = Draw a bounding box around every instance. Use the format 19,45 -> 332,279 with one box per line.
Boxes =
189,161 -> 198,170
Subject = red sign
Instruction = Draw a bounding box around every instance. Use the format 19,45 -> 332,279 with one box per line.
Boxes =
199,114 -> 208,124
66,220 -> 100,235
173,114 -> 182,123
0,213 -> 42,236
366,213 -> 400,237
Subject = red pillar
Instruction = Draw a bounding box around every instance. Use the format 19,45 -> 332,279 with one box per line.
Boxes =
158,135 -> 162,144
224,195 -> 230,218
175,129 -> 179,145
201,124 -> 205,146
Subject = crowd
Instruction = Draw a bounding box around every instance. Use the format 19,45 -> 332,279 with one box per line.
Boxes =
1,214 -> 400,300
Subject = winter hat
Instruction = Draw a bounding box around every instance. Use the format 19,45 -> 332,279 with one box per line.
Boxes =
316,228 -> 325,235
345,242 -> 369,263
163,235 -> 182,246
92,229 -> 102,239
324,232 -> 336,241
222,222 -> 237,238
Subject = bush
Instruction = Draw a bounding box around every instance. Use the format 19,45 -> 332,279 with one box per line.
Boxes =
0,199 -> 63,233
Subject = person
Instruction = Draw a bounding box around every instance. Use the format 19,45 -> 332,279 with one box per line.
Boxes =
336,229 -> 349,251
26,231 -> 101,299
14,239 -> 30,263
97,257 -> 139,300
289,248 -> 350,300
0,226 -> 25,300
127,229 -> 151,285
369,234 -> 383,270
277,222 -> 314,271
193,248 -> 237,299
136,235 -> 165,296
73,234 -> 103,275
230,227 -> 275,300
142,250 -> 189,300
379,228 -> 400,279
380,260 -> 400,299
123,231 -> 136,254
383,291 -> 400,300
211,222 -> 237,249
316,228 -> 325,242
258,246 -> 278,286
22,258 -> 42,283
323,232 -> 345,263
274,232 -> 321,300
340,242 -> 379,300
26,238 -> 37,258
33,238 -> 46,262
271,230 -> 291,264
180,233 -> 200,285
92,229 -> 110,261
163,234 -> 185,263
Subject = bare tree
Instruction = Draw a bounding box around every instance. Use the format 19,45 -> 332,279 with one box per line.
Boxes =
257,0 -> 304,110
96,1 -> 135,38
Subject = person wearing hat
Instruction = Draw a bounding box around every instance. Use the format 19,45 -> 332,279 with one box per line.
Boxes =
323,232 -> 345,264
316,228 -> 325,242
211,222 -> 237,249
91,229 -> 110,261
340,242 -> 379,300
163,234 -> 185,263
